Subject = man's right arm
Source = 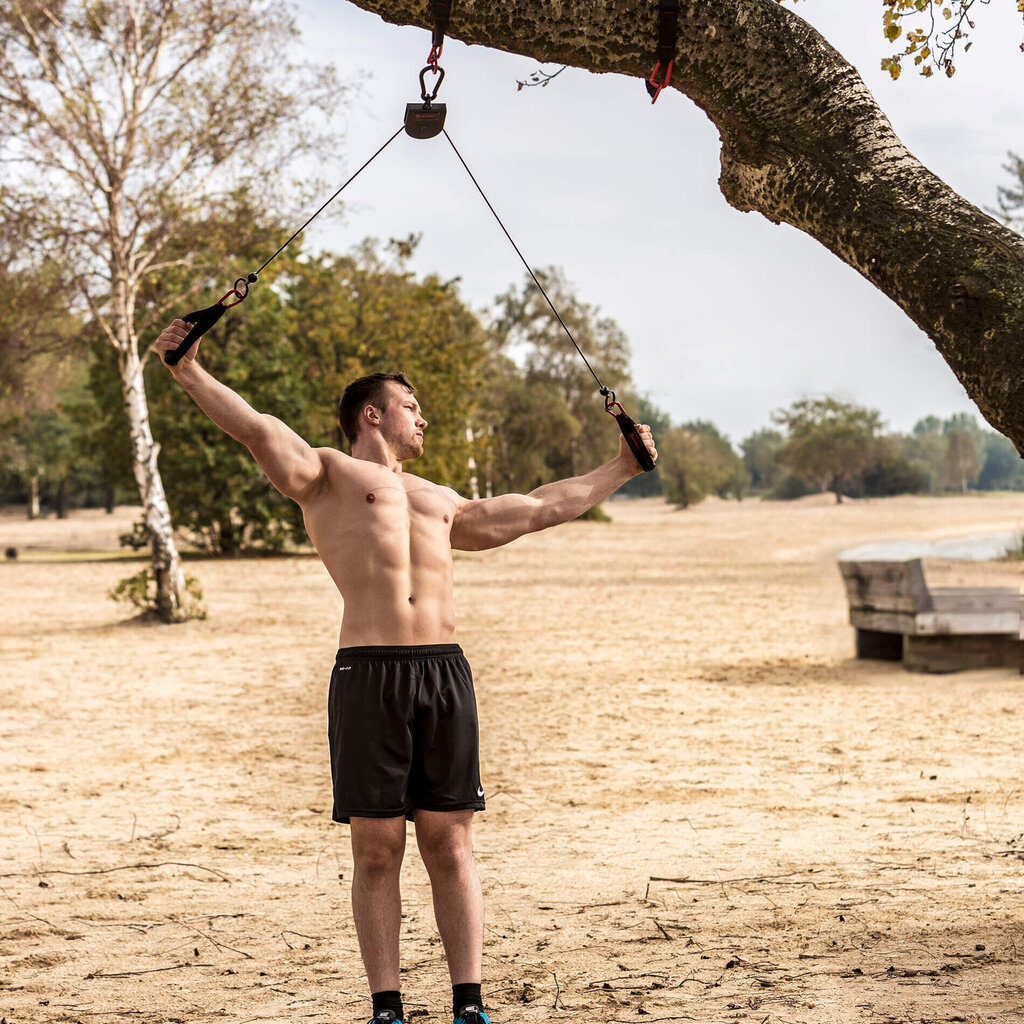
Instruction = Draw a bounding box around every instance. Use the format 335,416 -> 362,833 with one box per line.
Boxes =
155,320 -> 324,502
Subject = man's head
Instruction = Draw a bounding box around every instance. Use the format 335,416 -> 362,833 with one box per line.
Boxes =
338,372 -> 425,460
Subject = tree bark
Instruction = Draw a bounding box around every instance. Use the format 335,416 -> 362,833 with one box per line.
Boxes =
120,348 -> 186,622
347,0 -> 1024,451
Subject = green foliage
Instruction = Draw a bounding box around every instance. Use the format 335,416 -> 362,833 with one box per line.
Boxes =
741,428 -> 786,491
854,437 -> 934,496
778,0 -> 1015,79
979,432 -> 1024,490
477,359 -> 581,493
1001,533 -> 1024,561
659,421 -> 747,509
773,396 -> 883,502
289,239 -> 489,493
0,258 -> 79,404
481,268 -> 631,493
141,273 -> 310,554
765,473 -> 815,501
905,412 -> 1000,492
0,348 -> 115,516
617,395 -> 670,498
116,233 -> 489,554
109,567 -> 206,621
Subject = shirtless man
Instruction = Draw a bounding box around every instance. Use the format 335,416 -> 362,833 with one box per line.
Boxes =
155,318 -> 657,1024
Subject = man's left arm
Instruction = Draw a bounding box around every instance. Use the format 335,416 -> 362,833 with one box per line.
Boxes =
450,427 -> 657,551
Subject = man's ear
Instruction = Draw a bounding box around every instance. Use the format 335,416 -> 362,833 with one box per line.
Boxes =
363,404 -> 380,427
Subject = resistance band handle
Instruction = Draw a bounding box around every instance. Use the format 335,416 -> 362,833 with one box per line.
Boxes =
614,410 -> 656,473
164,302 -> 228,367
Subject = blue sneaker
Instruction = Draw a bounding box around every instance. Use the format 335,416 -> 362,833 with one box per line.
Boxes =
368,1012 -> 402,1024
454,1006 -> 491,1024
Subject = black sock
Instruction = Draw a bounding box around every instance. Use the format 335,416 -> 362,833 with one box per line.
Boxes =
371,990 -> 404,1021
453,983 -> 482,1018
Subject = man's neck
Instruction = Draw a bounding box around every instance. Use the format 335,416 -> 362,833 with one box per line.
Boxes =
350,438 -> 403,472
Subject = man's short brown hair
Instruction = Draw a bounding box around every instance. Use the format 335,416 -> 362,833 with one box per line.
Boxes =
338,372 -> 416,444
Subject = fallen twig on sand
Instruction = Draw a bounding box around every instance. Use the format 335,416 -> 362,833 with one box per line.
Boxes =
649,871 -> 829,889
86,962 -> 215,978
551,971 -> 562,1010
69,912 -> 247,935
193,925 -> 253,959
0,860 -> 232,882
607,1017 -> 696,1022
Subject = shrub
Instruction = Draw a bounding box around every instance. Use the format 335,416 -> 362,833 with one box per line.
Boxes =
109,567 -> 206,621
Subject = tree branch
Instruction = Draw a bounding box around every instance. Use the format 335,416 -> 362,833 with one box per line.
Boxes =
344,0 -> 1024,450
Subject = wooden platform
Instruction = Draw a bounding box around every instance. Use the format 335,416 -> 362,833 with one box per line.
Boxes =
838,559 -> 1021,674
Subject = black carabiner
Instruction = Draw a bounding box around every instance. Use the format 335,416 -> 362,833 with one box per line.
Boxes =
419,64 -> 445,103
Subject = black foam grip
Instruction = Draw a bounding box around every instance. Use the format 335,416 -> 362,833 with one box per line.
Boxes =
615,411 -> 656,472
164,302 -> 227,366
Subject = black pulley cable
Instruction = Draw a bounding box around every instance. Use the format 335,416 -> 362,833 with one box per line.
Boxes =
441,128 -> 655,473
164,2 -> 654,474
165,124 -> 406,366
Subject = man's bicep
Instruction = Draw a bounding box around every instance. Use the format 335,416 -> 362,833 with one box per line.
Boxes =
248,414 -> 325,501
450,493 -> 542,550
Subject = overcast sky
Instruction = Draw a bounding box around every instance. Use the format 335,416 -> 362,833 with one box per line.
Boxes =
291,1 -> 1023,444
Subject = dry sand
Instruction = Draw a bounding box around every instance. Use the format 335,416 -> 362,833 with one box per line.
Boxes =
1,493 -> 1022,1024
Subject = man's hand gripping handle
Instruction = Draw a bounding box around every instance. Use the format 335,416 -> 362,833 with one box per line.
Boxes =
604,394 -> 656,473
613,409 -> 656,472
164,284 -> 248,367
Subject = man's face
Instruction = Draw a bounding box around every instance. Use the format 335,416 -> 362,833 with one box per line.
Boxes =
375,382 -> 427,461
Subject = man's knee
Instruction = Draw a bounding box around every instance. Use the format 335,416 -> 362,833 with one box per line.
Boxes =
351,817 -> 406,876
415,815 -> 474,873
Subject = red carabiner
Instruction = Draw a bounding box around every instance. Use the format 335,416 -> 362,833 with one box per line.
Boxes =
427,41 -> 443,73
218,288 -> 246,309
648,59 -> 673,104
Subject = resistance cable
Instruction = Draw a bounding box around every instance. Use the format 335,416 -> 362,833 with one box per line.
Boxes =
164,10 -> 655,472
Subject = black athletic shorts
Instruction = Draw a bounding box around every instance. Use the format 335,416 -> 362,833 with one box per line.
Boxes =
327,644 -> 485,824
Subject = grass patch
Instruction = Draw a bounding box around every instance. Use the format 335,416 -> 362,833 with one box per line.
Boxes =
1000,531 -> 1024,560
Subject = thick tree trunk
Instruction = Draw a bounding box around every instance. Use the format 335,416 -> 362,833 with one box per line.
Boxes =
348,0 -> 1024,451
55,478 -> 68,519
120,349 -> 186,622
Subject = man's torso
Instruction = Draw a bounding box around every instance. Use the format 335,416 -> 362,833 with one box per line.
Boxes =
301,450 -> 463,646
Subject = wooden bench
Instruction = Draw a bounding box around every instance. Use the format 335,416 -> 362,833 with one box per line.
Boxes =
838,559 -> 1021,673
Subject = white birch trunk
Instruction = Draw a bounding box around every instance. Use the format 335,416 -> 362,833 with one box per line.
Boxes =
120,348 -> 186,622
466,424 -> 480,500
27,474 -> 40,520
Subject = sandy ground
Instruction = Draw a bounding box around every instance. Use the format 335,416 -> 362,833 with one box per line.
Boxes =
1,493 -> 1023,1024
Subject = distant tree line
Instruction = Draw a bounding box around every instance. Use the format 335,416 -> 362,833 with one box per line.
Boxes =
0,241 -> 636,550
6,235 -> 1021,543
648,396 -> 1024,508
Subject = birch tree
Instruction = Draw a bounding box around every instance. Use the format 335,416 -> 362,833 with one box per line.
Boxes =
344,0 -> 1024,453
0,0 -> 342,620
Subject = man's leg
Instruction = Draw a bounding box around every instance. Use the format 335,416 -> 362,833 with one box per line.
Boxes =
413,809 -> 483,985
350,815 -> 408,993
